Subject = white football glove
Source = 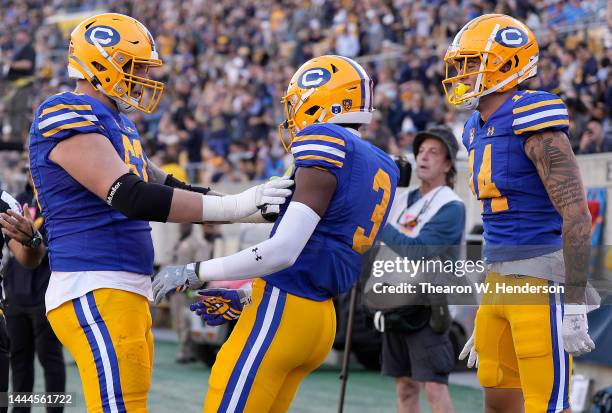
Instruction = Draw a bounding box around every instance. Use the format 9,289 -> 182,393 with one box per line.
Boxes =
202,177 -> 293,222
562,304 -> 595,356
459,329 -> 478,368
254,177 -> 294,208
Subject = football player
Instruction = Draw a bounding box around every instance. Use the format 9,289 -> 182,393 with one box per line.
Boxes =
442,14 -> 594,413
0,190 -> 47,410
153,55 -> 400,412
29,13 -> 292,413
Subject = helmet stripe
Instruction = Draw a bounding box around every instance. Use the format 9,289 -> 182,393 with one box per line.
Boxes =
473,23 -> 501,101
337,56 -> 368,112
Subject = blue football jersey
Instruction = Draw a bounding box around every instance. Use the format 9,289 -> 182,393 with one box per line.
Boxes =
462,90 -> 569,262
29,91 -> 154,274
263,123 -> 399,301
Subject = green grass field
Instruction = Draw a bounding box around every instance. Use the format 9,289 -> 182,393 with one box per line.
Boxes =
26,340 -> 483,412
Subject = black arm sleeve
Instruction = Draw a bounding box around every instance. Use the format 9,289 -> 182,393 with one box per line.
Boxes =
106,173 -> 174,222
164,174 -> 210,195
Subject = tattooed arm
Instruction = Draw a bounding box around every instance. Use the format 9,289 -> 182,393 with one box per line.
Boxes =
525,130 -> 591,303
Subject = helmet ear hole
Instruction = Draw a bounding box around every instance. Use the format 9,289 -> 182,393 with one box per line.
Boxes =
304,105 -> 321,116
500,60 -> 513,73
92,61 -> 107,72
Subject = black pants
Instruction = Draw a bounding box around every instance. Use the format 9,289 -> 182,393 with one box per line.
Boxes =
4,303 -> 65,413
0,315 -> 9,413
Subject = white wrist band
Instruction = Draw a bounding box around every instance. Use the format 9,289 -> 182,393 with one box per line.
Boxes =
201,186 -> 258,222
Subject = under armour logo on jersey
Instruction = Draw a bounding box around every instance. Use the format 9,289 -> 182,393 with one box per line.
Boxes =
252,247 -> 262,261
297,67 -> 332,89
487,127 -> 495,136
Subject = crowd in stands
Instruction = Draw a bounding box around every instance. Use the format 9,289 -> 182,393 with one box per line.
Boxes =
1,0 -> 610,186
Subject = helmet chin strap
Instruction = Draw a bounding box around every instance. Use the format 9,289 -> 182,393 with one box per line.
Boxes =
111,96 -> 138,113
458,96 -> 480,110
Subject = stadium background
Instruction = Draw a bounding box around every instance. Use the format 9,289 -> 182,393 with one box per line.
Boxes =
1,0 -> 611,412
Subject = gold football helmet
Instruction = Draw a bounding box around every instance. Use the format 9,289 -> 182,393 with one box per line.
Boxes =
68,13 -> 164,113
442,14 -> 539,110
279,55 -> 374,150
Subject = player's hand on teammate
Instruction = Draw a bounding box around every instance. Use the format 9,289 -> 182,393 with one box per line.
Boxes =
254,176 -> 293,209
459,329 -> 478,368
152,263 -> 204,304
190,288 -> 252,326
562,304 -> 595,356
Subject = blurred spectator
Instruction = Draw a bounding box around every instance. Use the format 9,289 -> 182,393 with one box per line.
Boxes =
3,29 -> 35,82
363,112 -> 394,152
3,182 -> 66,413
563,0 -> 587,23
335,25 -> 360,58
3,28 -> 35,143
0,0 -> 608,182
401,93 -> 430,133
574,42 -> 599,91
166,223 -> 213,363
262,143 -> 289,178
577,119 -> 612,154
181,113 -> 205,182
159,139 -> 188,183
0,187 -> 53,413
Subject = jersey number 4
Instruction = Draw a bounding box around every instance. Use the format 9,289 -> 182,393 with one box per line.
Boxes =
469,144 -> 508,212
352,168 -> 392,254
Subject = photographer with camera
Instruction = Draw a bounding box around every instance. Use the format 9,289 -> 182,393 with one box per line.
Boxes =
370,127 -> 465,413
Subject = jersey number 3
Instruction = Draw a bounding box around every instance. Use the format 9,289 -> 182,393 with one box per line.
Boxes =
352,168 -> 392,254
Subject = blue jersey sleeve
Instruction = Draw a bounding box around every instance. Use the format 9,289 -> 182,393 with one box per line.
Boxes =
36,94 -> 102,142
290,125 -> 346,177
512,91 -> 569,137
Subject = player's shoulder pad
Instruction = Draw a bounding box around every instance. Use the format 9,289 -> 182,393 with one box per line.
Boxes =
511,90 -> 569,136
36,92 -> 102,140
291,123 -> 348,170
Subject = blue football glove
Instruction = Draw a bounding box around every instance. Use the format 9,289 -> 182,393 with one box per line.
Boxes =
190,288 -> 252,326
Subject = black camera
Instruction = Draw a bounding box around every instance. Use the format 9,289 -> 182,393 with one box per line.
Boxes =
393,156 -> 412,188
